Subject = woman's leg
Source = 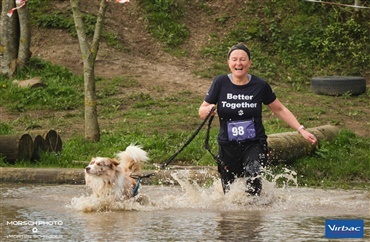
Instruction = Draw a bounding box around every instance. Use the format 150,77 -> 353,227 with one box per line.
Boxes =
242,143 -> 268,196
217,144 -> 244,194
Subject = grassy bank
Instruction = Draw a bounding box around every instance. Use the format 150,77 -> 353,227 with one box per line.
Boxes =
0,59 -> 369,189
1,0 -> 369,188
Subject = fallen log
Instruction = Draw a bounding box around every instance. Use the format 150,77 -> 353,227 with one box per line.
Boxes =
0,134 -> 34,163
267,124 -> 340,164
12,76 -> 47,88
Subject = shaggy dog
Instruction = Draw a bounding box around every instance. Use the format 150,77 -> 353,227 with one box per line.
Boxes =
84,144 -> 149,200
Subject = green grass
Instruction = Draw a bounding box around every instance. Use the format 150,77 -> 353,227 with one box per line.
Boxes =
1,58 -> 369,190
137,0 -> 189,47
292,130 -> 370,188
0,0 -> 369,189
28,0 -> 125,50
196,0 -> 370,81
0,58 -> 83,112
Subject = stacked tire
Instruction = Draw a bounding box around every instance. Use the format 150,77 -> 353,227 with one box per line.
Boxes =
311,76 -> 366,96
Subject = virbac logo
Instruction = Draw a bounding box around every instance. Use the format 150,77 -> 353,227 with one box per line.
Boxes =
325,219 -> 364,239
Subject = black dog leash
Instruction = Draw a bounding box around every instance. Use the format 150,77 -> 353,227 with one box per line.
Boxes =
204,114 -> 216,159
204,111 -> 227,170
161,107 -> 216,169
132,107 -> 217,183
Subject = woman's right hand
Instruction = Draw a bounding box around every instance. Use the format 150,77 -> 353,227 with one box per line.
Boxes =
199,102 -> 217,119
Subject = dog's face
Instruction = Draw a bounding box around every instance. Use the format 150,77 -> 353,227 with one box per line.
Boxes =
85,157 -> 120,177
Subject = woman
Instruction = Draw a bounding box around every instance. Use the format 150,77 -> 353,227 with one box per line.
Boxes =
199,43 -> 317,195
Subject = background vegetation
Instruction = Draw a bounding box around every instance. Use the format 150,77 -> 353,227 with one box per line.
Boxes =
0,0 -> 369,188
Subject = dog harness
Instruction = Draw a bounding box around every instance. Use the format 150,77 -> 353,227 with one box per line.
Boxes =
133,178 -> 141,197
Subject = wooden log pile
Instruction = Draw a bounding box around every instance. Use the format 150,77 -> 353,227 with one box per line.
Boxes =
0,129 -> 62,163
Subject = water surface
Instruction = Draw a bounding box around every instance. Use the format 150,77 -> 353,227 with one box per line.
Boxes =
1,171 -> 369,241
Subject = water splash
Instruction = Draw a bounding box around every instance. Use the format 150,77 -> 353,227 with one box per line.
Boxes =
69,191 -> 156,213
69,168 -> 369,216
68,168 -> 287,212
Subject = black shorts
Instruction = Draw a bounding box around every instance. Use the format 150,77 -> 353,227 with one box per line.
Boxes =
217,140 -> 268,178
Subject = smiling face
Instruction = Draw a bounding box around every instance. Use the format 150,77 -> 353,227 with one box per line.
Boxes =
227,49 -> 252,79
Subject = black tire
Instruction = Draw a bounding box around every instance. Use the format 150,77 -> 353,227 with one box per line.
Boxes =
311,76 -> 366,96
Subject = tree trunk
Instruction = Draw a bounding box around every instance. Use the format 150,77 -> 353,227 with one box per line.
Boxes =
0,0 -> 31,76
16,0 -> 31,69
70,0 -> 108,142
0,0 -> 18,76
83,64 -> 101,141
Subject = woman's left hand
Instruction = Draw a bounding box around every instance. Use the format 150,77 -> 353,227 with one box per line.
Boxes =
299,129 -> 318,145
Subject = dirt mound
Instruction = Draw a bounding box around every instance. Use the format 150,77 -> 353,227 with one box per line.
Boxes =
31,1 -> 219,96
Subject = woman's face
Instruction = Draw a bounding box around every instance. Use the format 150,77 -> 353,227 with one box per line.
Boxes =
227,49 -> 252,78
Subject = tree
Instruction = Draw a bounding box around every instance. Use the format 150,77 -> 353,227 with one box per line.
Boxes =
0,0 -> 31,76
70,0 -> 129,141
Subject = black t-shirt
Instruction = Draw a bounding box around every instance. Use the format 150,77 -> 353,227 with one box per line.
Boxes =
204,74 -> 276,144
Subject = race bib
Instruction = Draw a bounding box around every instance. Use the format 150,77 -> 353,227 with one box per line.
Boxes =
227,120 -> 256,141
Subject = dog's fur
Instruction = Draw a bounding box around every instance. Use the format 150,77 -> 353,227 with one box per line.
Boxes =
84,144 -> 149,200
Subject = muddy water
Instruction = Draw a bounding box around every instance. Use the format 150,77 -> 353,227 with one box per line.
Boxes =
1,170 -> 369,241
